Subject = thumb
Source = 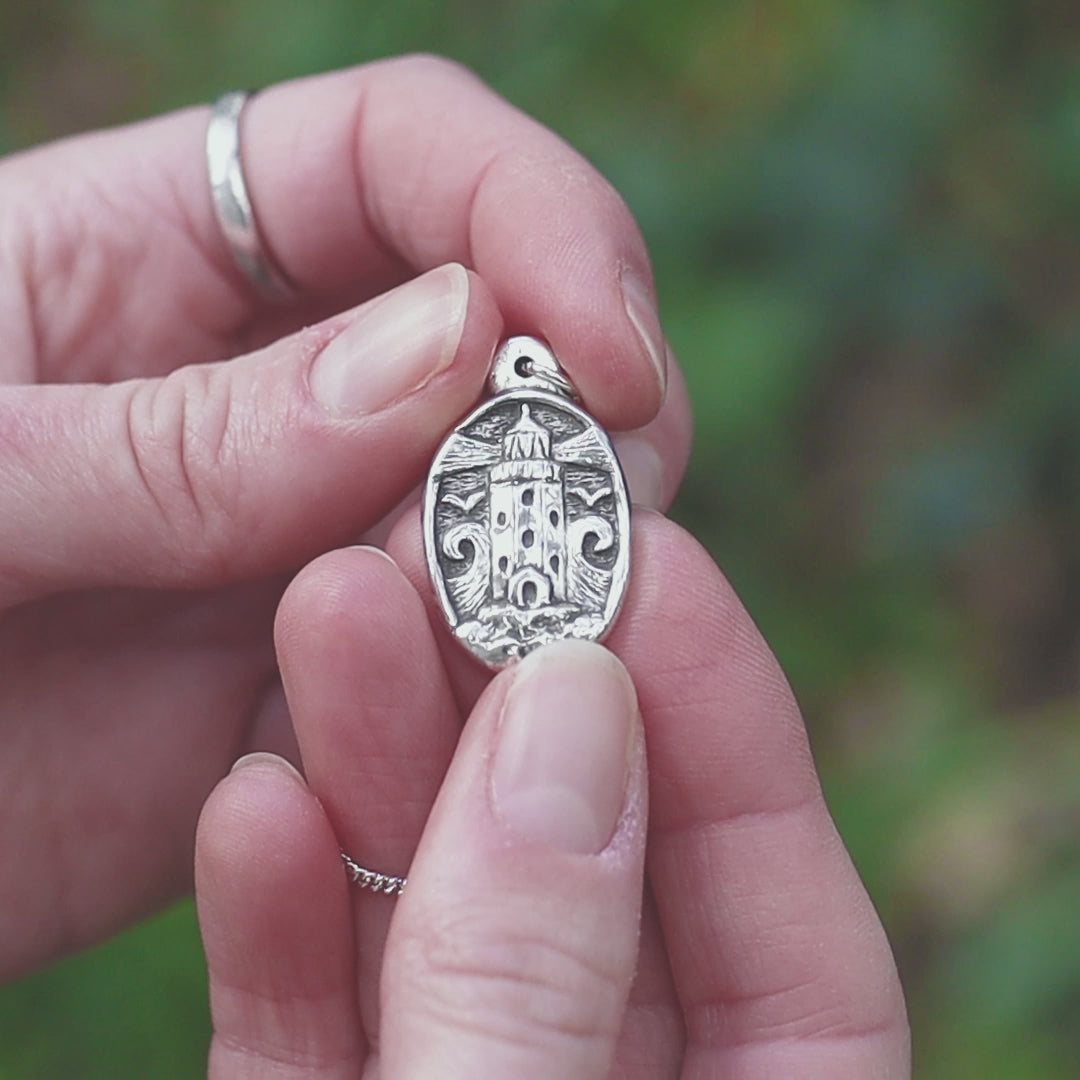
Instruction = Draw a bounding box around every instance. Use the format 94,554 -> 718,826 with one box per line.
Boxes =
380,640 -> 647,1079
0,264 -> 499,604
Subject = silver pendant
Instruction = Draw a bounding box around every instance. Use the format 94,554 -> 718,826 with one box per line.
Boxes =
423,336 -> 631,669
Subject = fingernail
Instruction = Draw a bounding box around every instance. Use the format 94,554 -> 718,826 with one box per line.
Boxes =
620,269 -> 667,397
344,543 -> 399,566
230,751 -> 304,784
310,264 -> 469,416
615,436 -> 664,510
492,641 -> 636,855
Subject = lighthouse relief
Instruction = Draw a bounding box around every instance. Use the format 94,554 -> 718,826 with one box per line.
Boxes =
424,390 -> 630,668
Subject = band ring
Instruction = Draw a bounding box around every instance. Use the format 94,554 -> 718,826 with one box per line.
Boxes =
341,852 -> 407,896
206,91 -> 297,301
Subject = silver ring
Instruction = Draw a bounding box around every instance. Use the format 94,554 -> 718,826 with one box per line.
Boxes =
206,91 -> 296,301
341,852 -> 407,896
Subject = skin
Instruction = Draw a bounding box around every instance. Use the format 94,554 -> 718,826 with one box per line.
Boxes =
195,524 -> 910,1078
0,58 -> 688,980
0,56 -> 908,1076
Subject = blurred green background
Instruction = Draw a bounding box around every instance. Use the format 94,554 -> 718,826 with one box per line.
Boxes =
2,0 -> 1079,1076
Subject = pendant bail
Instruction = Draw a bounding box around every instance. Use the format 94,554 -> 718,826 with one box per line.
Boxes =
489,336 -> 580,400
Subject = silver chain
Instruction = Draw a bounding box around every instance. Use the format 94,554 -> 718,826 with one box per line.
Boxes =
341,851 -> 407,896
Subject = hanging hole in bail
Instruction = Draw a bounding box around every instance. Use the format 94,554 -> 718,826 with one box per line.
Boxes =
489,335 -> 581,400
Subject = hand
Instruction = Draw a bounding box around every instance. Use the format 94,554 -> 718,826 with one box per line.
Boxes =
194,516 -> 910,1078
0,58 -> 692,981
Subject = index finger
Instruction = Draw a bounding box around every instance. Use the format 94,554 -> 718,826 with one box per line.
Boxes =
246,59 -> 667,427
615,516 -> 910,1077
7,57 -> 666,428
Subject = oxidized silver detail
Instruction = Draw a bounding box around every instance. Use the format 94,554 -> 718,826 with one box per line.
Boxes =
424,336 -> 630,669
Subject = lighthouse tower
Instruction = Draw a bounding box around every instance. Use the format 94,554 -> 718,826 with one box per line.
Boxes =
489,405 -> 568,609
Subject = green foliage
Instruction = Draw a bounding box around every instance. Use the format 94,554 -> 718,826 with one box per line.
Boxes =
1,1 -> 1078,1076
0,903 -> 208,1078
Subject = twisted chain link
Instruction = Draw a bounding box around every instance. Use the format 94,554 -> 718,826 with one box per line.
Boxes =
341,852 -> 407,896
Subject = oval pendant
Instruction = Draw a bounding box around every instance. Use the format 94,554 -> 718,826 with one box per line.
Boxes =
423,336 -> 631,669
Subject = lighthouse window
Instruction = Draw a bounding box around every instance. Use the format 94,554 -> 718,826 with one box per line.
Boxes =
550,554 -> 560,573
496,511 -> 507,527
549,509 -> 559,526
498,555 -> 508,572
522,580 -> 538,606
521,488 -> 534,506
522,529 -> 535,548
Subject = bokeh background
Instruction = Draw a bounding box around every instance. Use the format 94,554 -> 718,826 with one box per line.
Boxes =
2,1 -> 1079,1076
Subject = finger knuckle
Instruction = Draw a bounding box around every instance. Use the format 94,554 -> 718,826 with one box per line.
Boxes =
394,901 -> 624,1053
386,52 -> 479,88
689,931 -> 908,1051
123,366 -> 242,574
